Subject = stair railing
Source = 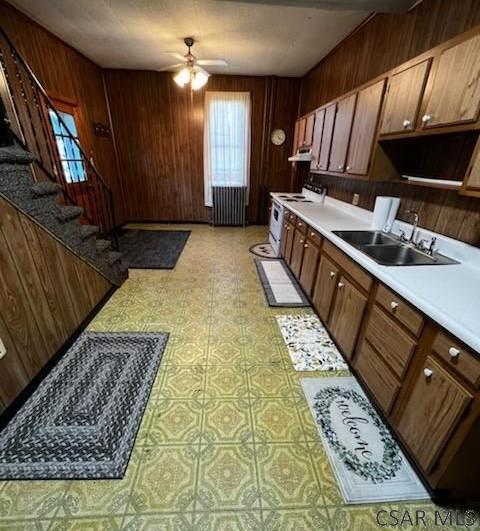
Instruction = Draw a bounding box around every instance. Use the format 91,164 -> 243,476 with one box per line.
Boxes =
0,26 -> 118,250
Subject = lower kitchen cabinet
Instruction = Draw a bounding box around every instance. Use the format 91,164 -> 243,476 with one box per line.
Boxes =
328,275 -> 367,358
283,222 -> 295,263
396,355 -> 472,473
299,238 -> 320,296
290,229 -> 306,278
312,254 -> 338,322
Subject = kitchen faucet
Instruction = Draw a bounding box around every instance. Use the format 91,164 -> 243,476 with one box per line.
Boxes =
400,210 -> 419,244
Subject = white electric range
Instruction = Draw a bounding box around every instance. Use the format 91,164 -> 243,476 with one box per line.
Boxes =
268,185 -> 326,256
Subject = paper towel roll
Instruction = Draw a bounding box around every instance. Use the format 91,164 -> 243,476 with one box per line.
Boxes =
371,197 -> 392,230
384,197 -> 400,232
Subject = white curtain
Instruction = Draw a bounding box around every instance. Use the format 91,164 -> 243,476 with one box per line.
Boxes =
203,91 -> 251,206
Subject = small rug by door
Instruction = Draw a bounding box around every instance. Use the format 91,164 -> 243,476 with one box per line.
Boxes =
255,259 -> 310,307
276,314 -> 348,371
302,377 -> 429,504
0,331 -> 168,480
249,242 -> 277,259
118,229 -> 190,269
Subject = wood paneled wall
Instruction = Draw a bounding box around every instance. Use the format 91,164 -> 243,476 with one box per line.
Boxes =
300,0 -> 480,246
104,71 -> 300,224
0,196 -> 111,408
300,0 -> 480,114
0,1 -> 126,223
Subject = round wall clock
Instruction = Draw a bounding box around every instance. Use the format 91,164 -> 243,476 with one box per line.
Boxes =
271,128 -> 286,146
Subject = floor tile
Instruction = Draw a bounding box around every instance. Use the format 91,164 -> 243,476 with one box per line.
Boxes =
193,510 -> 263,531
251,398 -> 305,443
49,516 -> 123,530
247,366 -> 292,398
201,398 -> 253,444
122,512 -> 194,530
262,508 -> 330,531
157,366 -> 206,399
205,365 -> 249,398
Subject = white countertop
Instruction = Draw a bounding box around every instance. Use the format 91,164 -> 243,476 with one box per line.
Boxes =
271,193 -> 480,354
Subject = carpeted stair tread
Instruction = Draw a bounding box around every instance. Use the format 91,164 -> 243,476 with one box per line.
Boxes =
96,239 -> 111,254
80,224 -> 98,240
56,205 -> 83,223
108,251 -> 122,266
0,144 -> 35,164
31,181 -> 61,197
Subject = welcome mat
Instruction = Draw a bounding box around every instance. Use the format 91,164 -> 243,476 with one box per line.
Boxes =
302,376 -> 429,504
276,314 -> 348,371
255,259 -> 310,307
249,242 -> 277,259
118,229 -> 190,269
0,331 -> 168,480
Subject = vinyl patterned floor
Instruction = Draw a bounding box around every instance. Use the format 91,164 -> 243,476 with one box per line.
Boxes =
0,225 -> 468,530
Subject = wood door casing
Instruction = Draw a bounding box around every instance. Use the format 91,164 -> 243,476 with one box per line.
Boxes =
397,356 -> 472,473
346,79 -> 385,175
299,241 -> 320,296
328,93 -> 356,172
290,229 -> 306,278
310,108 -> 325,171
328,275 -> 367,359
312,254 -> 339,323
318,104 -> 336,171
422,34 -> 480,129
380,60 -> 430,135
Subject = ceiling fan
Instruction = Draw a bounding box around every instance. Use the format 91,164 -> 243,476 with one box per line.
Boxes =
161,37 -> 228,90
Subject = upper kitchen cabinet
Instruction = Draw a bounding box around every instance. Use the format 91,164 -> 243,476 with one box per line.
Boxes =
317,104 -> 336,172
380,60 -> 430,135
420,33 -> 480,130
310,108 -> 325,171
304,113 -> 315,147
462,137 -> 480,196
328,93 -> 356,173
346,79 -> 386,175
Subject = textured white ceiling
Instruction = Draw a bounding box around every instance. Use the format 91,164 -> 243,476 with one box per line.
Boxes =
7,0 -> 376,76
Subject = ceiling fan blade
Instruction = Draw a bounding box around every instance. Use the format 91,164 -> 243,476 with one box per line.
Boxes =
158,63 -> 184,72
195,64 -> 211,76
161,52 -> 187,62
197,59 -> 228,67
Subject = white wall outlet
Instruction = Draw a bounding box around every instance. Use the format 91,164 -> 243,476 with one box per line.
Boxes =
0,338 -> 6,360
352,193 -> 360,206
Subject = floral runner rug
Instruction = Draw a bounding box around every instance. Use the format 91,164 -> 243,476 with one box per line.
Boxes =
276,314 -> 348,371
301,376 -> 429,504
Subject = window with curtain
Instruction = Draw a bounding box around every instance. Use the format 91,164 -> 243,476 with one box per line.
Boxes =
203,91 -> 251,206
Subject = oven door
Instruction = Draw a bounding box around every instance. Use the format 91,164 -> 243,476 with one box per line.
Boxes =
269,200 -> 284,241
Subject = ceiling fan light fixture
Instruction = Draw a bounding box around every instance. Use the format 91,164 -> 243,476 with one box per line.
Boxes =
174,67 -> 191,87
191,70 -> 209,90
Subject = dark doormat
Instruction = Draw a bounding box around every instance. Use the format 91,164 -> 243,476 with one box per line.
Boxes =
118,229 -> 191,269
0,331 -> 168,480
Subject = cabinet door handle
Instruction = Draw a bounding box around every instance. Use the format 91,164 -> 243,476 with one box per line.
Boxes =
422,114 -> 431,124
298,222 -> 302,227
337,282 -> 344,289
329,271 -> 336,279
390,301 -> 399,312
424,368 -> 433,379
337,165 -> 343,170
299,239 -> 304,244
346,165 -> 351,171
304,244 -> 309,248
449,347 -> 461,359
402,119 -> 411,128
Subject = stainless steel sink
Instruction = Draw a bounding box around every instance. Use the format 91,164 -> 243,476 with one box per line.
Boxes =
332,230 -> 458,266
332,230 -> 399,246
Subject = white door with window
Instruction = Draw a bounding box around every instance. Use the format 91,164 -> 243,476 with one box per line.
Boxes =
203,91 -> 251,206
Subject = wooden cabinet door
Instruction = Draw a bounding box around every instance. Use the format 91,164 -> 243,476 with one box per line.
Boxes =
328,93 -> 356,172
397,356 -> 472,473
299,240 -> 320,296
290,229 -> 306,278
312,254 -> 339,323
463,140 -> 480,192
310,108 -> 325,171
292,119 -> 300,155
328,275 -> 367,358
318,104 -> 336,171
380,60 -> 430,135
280,222 -> 289,258
304,113 -> 315,147
297,117 -> 307,148
421,34 -> 480,128
284,223 -> 295,264
346,79 -> 385,175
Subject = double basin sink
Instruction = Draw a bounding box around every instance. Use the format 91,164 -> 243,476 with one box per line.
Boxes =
332,230 -> 458,266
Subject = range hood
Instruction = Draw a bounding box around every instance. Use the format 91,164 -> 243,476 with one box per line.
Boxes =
288,147 -> 312,162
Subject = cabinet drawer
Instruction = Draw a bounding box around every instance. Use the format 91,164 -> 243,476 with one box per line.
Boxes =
433,331 -> 480,388
355,340 -> 401,414
365,305 -> 416,379
296,218 -> 308,234
323,240 -> 372,292
375,284 -> 424,337
307,227 -> 322,247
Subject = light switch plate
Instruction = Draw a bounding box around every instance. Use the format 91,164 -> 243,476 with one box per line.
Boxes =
0,338 -> 6,360
352,193 -> 360,206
